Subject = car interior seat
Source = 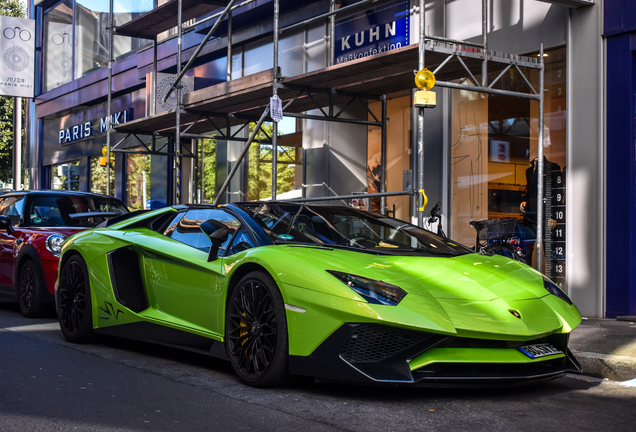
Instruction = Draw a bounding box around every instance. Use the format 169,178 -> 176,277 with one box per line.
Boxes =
45,208 -> 65,226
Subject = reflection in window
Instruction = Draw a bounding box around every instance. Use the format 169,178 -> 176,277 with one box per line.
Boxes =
0,196 -> 25,227
247,122 -> 301,201
169,209 -> 240,254
44,0 -> 152,91
90,155 -> 114,195
449,47 -> 567,285
126,152 -> 151,210
52,161 -> 80,190
44,0 -> 73,91
200,138 -> 216,203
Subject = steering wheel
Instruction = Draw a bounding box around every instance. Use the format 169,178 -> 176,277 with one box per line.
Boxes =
34,207 -> 48,223
341,233 -> 369,247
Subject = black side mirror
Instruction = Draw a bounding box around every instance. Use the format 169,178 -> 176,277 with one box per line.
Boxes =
201,219 -> 230,261
0,215 -> 14,235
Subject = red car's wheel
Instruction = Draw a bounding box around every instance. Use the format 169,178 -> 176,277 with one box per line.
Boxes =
57,255 -> 93,343
18,260 -> 47,318
225,271 -> 288,388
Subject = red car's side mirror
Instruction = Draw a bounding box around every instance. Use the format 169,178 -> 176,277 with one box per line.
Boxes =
0,215 -> 14,235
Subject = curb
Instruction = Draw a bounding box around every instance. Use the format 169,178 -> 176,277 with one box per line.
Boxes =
573,351 -> 636,381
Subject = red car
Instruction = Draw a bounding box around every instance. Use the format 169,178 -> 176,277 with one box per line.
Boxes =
0,190 -> 128,317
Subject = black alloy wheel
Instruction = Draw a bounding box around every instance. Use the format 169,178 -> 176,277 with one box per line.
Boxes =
57,255 -> 93,343
225,271 -> 288,387
18,260 -> 47,318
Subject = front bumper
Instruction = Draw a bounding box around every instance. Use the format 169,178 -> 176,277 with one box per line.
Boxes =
288,323 -> 582,387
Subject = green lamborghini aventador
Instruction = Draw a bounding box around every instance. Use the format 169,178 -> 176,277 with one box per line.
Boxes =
55,202 -> 582,387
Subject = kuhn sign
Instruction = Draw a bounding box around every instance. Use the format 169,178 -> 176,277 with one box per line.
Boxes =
334,0 -> 410,64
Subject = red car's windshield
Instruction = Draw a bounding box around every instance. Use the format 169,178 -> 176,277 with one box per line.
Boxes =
26,195 -> 127,227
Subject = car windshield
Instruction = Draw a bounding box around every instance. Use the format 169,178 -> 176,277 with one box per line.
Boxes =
240,203 -> 471,256
27,194 -> 128,227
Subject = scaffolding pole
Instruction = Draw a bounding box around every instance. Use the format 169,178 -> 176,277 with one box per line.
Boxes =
380,95 -> 387,214
272,0 -> 280,200
416,0 -> 426,227
537,44 -> 546,273
106,0 -> 114,195
173,0 -> 183,205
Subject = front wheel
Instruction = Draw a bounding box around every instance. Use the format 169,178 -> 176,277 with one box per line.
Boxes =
57,255 -> 93,343
225,271 -> 288,387
18,260 -> 48,318
484,242 -> 526,263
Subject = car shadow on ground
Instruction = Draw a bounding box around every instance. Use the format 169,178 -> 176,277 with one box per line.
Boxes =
300,372 -> 602,401
0,297 -> 57,318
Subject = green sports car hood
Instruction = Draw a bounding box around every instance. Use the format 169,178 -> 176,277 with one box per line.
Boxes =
262,245 -> 581,338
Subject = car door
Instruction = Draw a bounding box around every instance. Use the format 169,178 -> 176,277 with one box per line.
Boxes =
135,208 -> 241,338
0,195 -> 25,289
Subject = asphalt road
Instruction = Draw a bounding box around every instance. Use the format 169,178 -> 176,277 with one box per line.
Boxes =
0,298 -> 634,432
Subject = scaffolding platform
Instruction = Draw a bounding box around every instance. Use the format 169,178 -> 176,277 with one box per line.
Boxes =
115,0 -> 229,39
115,40 -> 542,136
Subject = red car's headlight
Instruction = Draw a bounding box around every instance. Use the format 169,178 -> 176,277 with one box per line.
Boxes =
46,234 -> 67,258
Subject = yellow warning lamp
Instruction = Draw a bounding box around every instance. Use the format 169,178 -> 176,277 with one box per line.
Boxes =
414,68 -> 437,108
99,146 -> 114,167
415,68 -> 435,91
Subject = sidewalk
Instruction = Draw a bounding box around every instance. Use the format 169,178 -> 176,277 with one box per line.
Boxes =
569,317 -> 636,381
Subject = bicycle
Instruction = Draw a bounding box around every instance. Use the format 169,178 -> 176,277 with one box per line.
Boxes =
470,217 -> 526,263
425,201 -> 446,238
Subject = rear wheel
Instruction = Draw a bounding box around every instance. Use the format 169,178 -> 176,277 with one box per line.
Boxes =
225,271 -> 288,387
57,255 -> 93,343
484,242 -> 525,263
18,260 -> 47,318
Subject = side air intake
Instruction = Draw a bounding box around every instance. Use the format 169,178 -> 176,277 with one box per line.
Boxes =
107,247 -> 149,313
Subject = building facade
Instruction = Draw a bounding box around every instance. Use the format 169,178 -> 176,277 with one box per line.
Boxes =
24,0 -> 619,318
604,0 -> 636,318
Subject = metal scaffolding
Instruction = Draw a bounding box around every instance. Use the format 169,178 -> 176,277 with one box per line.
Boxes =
108,0 -> 546,270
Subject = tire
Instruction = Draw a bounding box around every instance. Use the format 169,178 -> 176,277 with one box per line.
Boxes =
225,271 -> 288,387
57,255 -> 93,343
484,243 -> 526,263
18,260 -> 48,318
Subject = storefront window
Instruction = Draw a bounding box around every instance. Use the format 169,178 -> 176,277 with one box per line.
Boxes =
90,155 -> 114,195
200,138 -> 216,203
450,47 -> 566,284
368,96 -> 412,218
44,0 -> 152,92
125,152 -> 151,210
51,161 -> 80,190
44,0 -> 73,91
246,122 -> 301,201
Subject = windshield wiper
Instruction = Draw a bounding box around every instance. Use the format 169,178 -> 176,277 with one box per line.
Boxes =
411,247 -> 462,256
327,243 -> 396,255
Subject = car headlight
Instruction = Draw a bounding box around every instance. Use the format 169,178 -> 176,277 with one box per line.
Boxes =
543,276 -> 572,305
327,270 -> 407,306
46,234 -> 67,258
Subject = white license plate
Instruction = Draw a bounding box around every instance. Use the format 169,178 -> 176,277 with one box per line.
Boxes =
517,343 -> 562,359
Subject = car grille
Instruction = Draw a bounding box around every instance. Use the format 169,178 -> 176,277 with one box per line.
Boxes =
340,325 -> 431,362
